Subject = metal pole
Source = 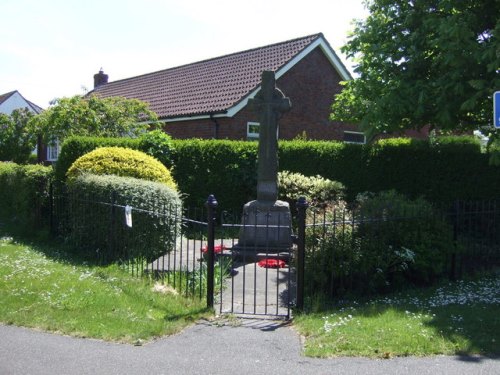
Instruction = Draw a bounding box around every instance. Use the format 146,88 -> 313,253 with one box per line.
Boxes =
296,196 -> 309,311
49,182 -> 54,235
206,195 -> 218,309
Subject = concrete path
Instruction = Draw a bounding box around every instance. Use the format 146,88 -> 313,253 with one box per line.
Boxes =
217,261 -> 294,318
1,320 -> 499,375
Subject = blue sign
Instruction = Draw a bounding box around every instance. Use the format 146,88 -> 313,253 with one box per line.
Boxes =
495,91 -> 500,128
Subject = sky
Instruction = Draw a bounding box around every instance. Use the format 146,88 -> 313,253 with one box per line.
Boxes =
0,0 -> 368,109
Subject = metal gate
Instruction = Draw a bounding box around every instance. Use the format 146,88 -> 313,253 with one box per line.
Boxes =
207,196 -> 295,319
149,195 -> 296,319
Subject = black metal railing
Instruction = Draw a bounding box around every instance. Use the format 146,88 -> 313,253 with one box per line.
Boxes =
294,199 -> 500,310
47,186 -> 498,314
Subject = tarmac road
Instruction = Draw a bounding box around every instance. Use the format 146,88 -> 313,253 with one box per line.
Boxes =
1,319 -> 499,375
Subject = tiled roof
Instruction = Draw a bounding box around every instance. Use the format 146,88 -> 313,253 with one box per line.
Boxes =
0,90 -> 43,114
91,34 -> 332,119
0,91 -> 16,105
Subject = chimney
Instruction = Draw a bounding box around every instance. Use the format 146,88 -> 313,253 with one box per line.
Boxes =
93,68 -> 108,88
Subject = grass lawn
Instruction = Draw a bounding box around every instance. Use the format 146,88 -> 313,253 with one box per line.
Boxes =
0,236 -> 211,344
294,276 -> 500,358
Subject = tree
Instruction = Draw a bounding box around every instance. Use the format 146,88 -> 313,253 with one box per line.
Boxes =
331,0 -> 500,139
0,108 -> 37,163
28,95 -> 159,143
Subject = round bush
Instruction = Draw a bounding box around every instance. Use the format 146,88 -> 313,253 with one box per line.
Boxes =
66,173 -> 182,262
66,147 -> 177,190
278,170 -> 345,209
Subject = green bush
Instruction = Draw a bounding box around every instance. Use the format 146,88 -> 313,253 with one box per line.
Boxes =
0,162 -> 53,231
170,139 -> 258,210
366,137 -> 499,203
278,170 -> 345,209
279,140 -> 367,201
67,147 -> 177,190
305,191 -> 454,297
138,129 -> 175,168
55,136 -> 140,182
64,174 -> 182,262
355,191 -> 453,286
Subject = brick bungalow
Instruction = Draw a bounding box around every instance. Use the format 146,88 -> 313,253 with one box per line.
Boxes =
90,33 -> 368,144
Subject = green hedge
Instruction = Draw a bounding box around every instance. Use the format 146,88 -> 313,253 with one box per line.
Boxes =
64,174 -> 182,262
0,162 -> 53,231
67,146 -> 177,190
56,135 -> 499,212
170,139 -> 258,210
365,137 -> 496,202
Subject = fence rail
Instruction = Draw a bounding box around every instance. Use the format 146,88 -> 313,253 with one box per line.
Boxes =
47,186 -> 499,314
296,199 -> 500,308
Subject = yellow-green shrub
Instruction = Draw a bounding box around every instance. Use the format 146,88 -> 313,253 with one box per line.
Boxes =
66,147 -> 177,190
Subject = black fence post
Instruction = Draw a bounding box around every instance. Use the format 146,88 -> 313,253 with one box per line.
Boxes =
109,190 -> 117,263
450,200 -> 460,280
49,182 -> 54,236
205,195 -> 218,309
296,196 -> 309,311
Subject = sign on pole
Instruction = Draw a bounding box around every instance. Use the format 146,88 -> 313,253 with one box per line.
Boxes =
494,91 -> 500,128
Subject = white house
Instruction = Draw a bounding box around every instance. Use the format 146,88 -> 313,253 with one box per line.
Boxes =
0,90 -> 43,115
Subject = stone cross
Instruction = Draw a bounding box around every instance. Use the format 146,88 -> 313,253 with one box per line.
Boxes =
248,71 -> 291,203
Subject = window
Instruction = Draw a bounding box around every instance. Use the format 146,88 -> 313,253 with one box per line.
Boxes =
46,140 -> 60,161
343,131 -> 366,144
247,122 -> 260,140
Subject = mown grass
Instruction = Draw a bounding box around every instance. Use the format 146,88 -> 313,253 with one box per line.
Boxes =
0,236 -> 211,344
294,276 -> 500,358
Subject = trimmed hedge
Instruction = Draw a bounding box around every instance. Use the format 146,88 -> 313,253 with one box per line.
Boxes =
55,136 -> 140,182
67,147 -> 177,190
170,139 -> 258,210
56,135 -> 500,212
65,173 -> 182,262
0,162 -> 53,231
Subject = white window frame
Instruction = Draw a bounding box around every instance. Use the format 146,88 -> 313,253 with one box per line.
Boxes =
343,131 -> 366,144
46,140 -> 61,161
247,122 -> 260,140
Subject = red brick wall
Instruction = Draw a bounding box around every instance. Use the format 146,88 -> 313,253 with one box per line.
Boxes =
162,46 -> 359,141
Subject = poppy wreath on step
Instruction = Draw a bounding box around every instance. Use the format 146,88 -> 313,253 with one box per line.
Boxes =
201,244 -> 227,254
258,258 -> 286,268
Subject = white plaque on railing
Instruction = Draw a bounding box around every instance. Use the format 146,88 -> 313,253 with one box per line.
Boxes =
125,205 -> 133,228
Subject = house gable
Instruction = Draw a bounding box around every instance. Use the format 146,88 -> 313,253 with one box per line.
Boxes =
0,90 -> 43,115
224,35 -> 351,119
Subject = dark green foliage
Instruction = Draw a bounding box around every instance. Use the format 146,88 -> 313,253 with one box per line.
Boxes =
138,129 -> 175,168
305,191 -> 455,297
0,162 -> 53,231
278,140 -> 368,201
170,139 -> 258,210
0,108 -> 37,163
64,174 -> 182,262
56,136 -> 500,212
332,0 -> 499,136
27,95 -> 158,144
365,137 -> 498,203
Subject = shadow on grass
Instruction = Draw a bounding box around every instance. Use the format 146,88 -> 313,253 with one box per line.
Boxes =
301,276 -> 500,357
0,227 -> 94,267
0,222 -> 132,268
